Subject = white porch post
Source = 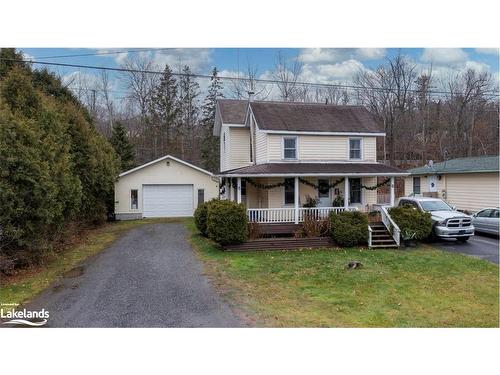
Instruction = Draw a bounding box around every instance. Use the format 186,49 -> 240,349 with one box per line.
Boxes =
294,177 -> 299,224
236,177 -> 242,204
227,179 -> 232,201
390,177 -> 395,207
344,177 -> 349,210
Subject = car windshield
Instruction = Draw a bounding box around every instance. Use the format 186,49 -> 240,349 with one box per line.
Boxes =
420,200 -> 453,212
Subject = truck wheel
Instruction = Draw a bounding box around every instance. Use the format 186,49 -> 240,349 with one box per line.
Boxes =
457,237 -> 469,242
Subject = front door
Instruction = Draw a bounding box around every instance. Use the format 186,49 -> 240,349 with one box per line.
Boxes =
428,175 -> 438,192
317,179 -> 330,207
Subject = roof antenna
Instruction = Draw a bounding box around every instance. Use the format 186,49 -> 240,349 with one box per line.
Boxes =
247,90 -> 255,102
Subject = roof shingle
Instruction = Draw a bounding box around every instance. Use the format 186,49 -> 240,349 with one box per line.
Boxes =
408,156 -> 499,175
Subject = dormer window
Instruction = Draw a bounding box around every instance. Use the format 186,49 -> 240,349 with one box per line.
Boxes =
283,137 -> 297,160
349,138 -> 362,160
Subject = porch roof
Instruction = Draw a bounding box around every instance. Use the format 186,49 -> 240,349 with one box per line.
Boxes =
219,162 -> 409,177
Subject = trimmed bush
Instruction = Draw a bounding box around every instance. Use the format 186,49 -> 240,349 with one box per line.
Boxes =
330,211 -> 369,247
388,206 -> 432,240
194,201 -> 210,236
206,200 -> 248,245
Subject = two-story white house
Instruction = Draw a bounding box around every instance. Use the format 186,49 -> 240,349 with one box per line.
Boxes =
214,97 -> 409,224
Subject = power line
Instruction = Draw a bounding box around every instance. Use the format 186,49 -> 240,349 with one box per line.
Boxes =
31,48 -> 174,60
2,57 -> 499,98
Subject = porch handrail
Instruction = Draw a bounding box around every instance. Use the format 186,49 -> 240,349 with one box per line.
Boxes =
368,225 -> 373,248
380,205 -> 400,247
247,206 -> 357,223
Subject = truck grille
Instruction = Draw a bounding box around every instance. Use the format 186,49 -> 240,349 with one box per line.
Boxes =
446,218 -> 472,228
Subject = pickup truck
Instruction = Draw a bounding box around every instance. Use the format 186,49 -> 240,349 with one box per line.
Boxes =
397,197 -> 475,242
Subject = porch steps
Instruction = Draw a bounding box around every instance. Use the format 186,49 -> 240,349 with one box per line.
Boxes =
369,222 -> 399,248
224,236 -> 333,251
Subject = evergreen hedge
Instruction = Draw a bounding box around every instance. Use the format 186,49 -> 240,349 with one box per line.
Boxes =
206,200 -> 248,245
330,211 -> 369,247
194,201 -> 210,236
388,206 -> 433,240
0,49 -> 120,273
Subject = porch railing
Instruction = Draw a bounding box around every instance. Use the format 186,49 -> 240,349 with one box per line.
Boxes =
380,205 -> 400,247
247,207 -> 356,224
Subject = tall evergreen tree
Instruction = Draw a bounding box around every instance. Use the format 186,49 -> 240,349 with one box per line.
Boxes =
178,65 -> 200,161
149,64 -> 179,157
110,121 -> 135,171
201,67 -> 224,172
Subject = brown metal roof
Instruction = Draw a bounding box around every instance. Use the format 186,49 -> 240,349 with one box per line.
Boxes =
218,99 -> 247,124
220,163 -> 408,176
250,102 -> 383,133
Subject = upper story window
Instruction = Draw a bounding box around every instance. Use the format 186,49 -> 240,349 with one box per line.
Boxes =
349,138 -> 362,160
283,137 -> 297,160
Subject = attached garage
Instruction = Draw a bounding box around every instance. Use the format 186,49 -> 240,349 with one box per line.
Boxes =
114,155 -> 219,220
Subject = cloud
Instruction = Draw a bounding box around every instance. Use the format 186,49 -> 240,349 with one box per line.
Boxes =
298,48 -> 386,64
420,48 -> 468,65
475,48 -> 499,55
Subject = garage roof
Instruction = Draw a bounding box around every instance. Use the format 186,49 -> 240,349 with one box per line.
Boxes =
408,155 -> 500,176
119,155 -> 213,178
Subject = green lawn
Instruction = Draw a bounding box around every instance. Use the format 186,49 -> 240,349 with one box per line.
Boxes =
0,218 -> 178,310
187,219 -> 499,327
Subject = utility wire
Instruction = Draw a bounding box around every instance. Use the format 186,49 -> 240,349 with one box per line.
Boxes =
2,57 -> 499,98
32,48 -> 174,60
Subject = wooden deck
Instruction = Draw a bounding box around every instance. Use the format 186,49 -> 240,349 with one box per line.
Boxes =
224,236 -> 333,251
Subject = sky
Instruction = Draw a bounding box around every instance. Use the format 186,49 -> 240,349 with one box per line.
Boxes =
19,48 -> 500,103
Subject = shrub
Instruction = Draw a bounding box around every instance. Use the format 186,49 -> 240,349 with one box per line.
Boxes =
294,217 -> 330,238
206,200 -> 248,245
388,206 -> 432,240
330,210 -> 369,247
194,201 -> 210,236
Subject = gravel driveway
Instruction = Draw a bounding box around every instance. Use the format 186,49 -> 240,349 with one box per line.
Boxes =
25,223 -> 243,327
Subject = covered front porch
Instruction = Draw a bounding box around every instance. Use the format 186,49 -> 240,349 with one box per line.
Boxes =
222,175 -> 396,224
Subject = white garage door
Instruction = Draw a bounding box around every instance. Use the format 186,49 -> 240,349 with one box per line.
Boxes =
143,185 -> 193,217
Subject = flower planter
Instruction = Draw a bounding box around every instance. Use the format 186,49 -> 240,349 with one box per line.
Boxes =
403,239 -> 417,248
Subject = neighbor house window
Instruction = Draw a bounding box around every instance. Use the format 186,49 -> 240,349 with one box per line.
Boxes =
284,178 -> 295,205
223,132 -> 226,153
197,189 -> 205,207
130,189 -> 138,209
283,137 -> 297,159
349,138 -> 362,160
413,177 -> 421,194
349,178 -> 361,204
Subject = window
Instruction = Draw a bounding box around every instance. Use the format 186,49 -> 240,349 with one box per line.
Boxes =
413,177 -> 421,194
130,189 -> 138,209
477,209 -> 493,218
283,137 -> 297,159
197,189 -> 205,207
349,138 -> 362,160
241,180 -> 247,196
223,132 -> 226,153
284,178 -> 295,205
349,178 -> 361,204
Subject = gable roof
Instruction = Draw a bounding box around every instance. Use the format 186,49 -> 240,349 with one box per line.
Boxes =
215,99 -> 384,134
217,99 -> 247,124
118,155 -> 213,178
408,155 -> 500,176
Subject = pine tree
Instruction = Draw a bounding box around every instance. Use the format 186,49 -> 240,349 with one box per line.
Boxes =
200,67 -> 224,172
178,65 -> 200,161
110,121 -> 135,172
149,64 -> 179,157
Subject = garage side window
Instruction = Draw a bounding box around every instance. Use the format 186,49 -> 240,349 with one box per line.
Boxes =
130,189 -> 138,209
197,189 -> 205,207
413,177 -> 421,194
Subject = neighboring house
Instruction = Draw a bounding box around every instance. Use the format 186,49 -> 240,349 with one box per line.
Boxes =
214,98 -> 409,224
405,155 -> 500,213
114,155 -> 219,220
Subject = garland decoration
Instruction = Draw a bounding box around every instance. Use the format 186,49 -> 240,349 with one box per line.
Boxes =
361,178 -> 391,190
298,177 -> 344,190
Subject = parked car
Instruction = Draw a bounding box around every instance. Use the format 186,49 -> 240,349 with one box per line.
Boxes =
397,197 -> 474,242
472,208 -> 499,236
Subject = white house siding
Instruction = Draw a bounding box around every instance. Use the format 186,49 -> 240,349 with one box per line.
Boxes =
404,172 -> 499,213
229,127 -> 252,169
265,135 -> 377,162
114,158 -> 219,218
220,125 -> 230,172
255,130 -> 268,164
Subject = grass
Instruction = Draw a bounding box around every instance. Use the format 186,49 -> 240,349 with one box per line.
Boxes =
0,218 -> 178,310
187,219 -> 499,327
